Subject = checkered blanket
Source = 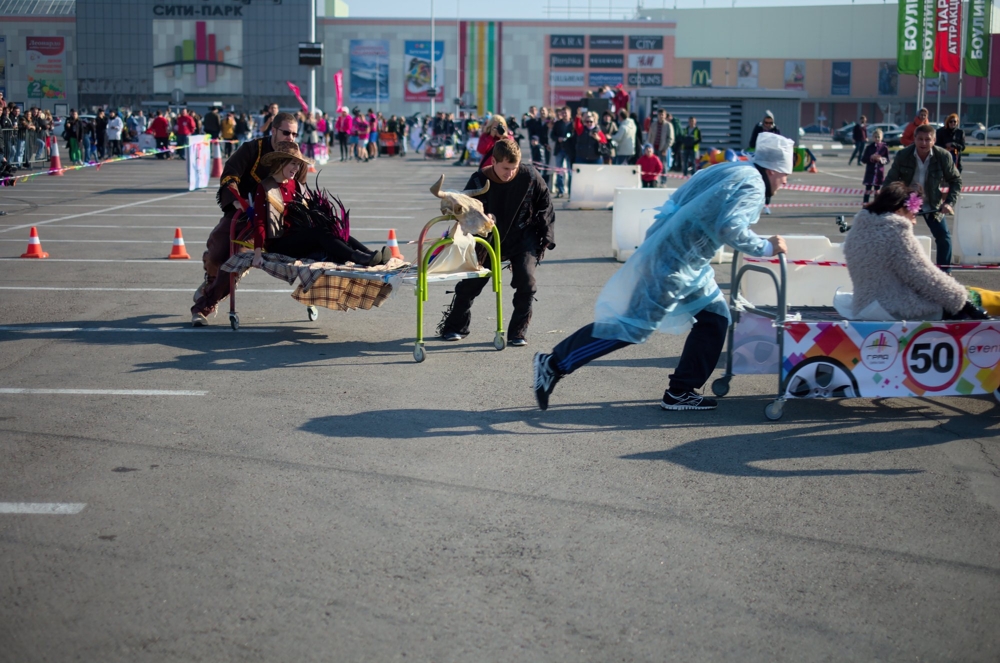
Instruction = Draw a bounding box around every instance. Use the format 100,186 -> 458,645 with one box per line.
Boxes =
219,252 -> 409,311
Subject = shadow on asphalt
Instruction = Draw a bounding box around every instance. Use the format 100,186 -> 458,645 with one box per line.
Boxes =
0,315 -> 438,369
300,395 -> 996,479
621,397 -> 996,477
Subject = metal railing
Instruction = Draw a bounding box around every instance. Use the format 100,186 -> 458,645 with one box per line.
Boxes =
0,128 -> 53,167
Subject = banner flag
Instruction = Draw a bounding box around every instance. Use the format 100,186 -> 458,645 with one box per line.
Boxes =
286,81 -> 309,113
334,70 -> 343,110
922,0 -> 938,77
934,0 -> 962,73
965,0 -> 992,77
898,0 -> 922,74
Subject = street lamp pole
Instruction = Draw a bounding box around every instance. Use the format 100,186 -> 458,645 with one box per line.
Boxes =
430,0 -> 436,118
309,0 -> 316,113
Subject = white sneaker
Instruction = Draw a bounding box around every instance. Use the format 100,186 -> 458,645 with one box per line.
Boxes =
191,313 -> 209,327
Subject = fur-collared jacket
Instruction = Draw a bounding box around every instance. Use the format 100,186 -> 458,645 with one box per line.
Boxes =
843,209 -> 967,320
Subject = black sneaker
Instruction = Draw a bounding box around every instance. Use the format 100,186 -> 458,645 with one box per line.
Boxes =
533,352 -> 560,410
441,331 -> 466,342
509,337 -> 527,347
660,390 -> 717,411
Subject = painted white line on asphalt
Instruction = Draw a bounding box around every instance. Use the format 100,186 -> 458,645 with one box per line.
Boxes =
0,503 -> 87,515
0,258 -> 201,263
0,388 -> 207,396
0,224 -> 214,228
0,326 -> 278,333
0,191 -> 195,234
0,239 -> 173,243
0,287 -> 292,293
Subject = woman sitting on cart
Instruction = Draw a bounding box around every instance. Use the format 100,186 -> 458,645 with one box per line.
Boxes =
250,142 -> 392,269
844,182 -> 995,320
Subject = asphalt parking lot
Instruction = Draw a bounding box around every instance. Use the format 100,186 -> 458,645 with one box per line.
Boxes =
1,151 -> 998,662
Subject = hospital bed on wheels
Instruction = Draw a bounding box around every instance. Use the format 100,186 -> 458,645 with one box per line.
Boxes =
712,248 -> 1000,421
222,209 -> 506,363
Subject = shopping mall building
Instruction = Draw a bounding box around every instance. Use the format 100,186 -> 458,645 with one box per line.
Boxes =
2,0 -> 997,141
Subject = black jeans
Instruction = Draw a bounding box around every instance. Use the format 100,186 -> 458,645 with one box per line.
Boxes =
922,212 -> 952,270
848,140 -> 865,165
549,310 -> 729,393
439,250 -> 538,340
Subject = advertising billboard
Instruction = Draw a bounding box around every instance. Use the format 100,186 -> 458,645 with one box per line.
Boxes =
349,39 -> 389,104
26,37 -> 67,99
784,60 -> 806,90
152,20 -> 243,95
737,60 -> 758,88
831,61 -> 851,95
404,40 -> 444,102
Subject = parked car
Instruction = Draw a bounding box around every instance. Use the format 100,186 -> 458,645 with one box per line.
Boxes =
833,122 -> 900,145
52,114 -> 96,139
962,122 -> 985,134
972,125 -> 1000,140
799,124 -> 827,135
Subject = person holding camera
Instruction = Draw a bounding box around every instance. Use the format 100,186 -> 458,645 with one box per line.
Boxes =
477,115 -> 511,169
566,112 -> 610,165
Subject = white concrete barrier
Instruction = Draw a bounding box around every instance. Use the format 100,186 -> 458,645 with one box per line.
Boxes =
611,187 -> 733,264
566,164 -> 640,210
953,194 -> 1000,265
738,234 -> 932,308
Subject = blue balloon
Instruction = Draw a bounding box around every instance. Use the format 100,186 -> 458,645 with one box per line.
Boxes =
724,148 -> 738,162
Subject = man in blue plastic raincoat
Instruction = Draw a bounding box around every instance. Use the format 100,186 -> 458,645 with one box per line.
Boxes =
533,132 -> 794,411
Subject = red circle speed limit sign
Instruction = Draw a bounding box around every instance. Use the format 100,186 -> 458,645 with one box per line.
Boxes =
903,329 -> 963,392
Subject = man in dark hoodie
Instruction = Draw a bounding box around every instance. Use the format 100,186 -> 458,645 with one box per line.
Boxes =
438,139 -> 555,346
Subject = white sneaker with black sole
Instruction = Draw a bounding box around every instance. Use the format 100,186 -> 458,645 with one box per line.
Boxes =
660,390 -> 717,411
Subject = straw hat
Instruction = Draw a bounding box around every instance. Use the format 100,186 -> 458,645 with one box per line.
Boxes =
261,141 -> 313,170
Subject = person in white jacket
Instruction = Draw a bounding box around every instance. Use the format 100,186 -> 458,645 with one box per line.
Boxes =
611,109 -> 636,165
105,110 -> 124,157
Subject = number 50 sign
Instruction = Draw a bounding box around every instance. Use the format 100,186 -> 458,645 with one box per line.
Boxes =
903,329 -> 963,391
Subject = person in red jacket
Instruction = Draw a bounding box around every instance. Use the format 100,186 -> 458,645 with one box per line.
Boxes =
146,110 -> 172,159
899,107 -> 929,148
636,143 -> 663,187
613,84 -> 629,113
174,108 -> 197,160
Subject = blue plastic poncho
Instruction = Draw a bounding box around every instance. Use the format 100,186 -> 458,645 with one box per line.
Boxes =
593,162 -> 771,343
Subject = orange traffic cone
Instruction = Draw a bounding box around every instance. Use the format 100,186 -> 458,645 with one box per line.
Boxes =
168,228 -> 191,259
48,140 -> 63,176
21,227 -> 49,258
386,229 -> 403,260
210,141 -> 224,178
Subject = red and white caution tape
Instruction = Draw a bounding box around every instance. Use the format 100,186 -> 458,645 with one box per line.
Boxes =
743,256 -> 1000,270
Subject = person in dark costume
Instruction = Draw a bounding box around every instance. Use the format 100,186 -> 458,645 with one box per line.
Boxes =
437,139 -> 555,347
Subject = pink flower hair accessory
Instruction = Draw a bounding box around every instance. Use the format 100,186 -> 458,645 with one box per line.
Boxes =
905,192 -> 923,214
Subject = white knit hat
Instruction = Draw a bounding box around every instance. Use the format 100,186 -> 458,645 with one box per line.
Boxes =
753,132 -> 795,174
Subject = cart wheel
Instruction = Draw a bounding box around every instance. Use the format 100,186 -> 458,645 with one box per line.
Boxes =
764,400 -> 784,421
413,344 -> 426,363
229,313 -> 239,331
711,377 -> 731,397
307,306 -> 318,322
493,333 -> 506,351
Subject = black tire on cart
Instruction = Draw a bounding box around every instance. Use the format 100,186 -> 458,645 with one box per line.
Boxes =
711,377 -> 731,397
493,333 -> 505,351
307,306 -> 318,322
413,344 -> 426,363
229,313 -> 239,330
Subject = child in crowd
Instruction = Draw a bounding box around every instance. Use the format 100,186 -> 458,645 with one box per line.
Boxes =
637,143 -> 663,188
